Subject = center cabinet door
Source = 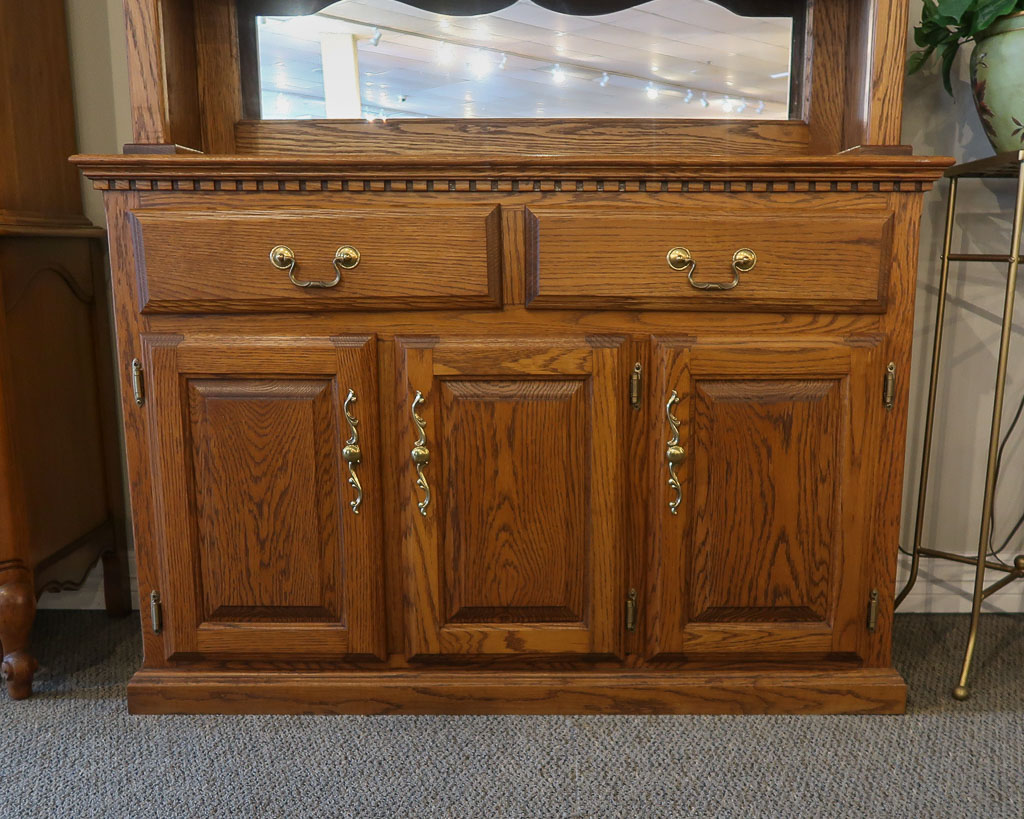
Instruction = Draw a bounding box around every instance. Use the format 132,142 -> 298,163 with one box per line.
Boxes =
645,337 -> 888,662
142,333 -> 384,661
396,337 -> 628,659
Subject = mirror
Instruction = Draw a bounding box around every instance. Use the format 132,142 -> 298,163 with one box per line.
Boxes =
243,0 -> 803,121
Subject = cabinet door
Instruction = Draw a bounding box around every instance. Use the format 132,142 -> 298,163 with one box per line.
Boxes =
646,338 -> 886,661
396,336 -> 628,659
142,333 -> 384,660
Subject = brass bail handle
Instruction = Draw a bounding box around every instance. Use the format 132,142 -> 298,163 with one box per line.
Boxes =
667,246 -> 756,291
269,244 -> 358,288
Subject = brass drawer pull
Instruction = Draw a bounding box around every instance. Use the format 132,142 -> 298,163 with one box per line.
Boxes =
669,246 -> 757,292
410,391 -> 431,516
342,389 -> 363,515
666,390 -> 686,515
269,244 -> 354,288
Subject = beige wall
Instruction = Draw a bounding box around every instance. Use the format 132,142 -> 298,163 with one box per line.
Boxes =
64,0 -> 132,226
38,0 -> 134,610
42,6 -> 1024,612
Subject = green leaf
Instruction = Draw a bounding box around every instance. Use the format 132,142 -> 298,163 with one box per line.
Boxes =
907,47 -> 937,74
937,0 -> 975,21
940,38 -> 961,95
973,0 -> 1020,33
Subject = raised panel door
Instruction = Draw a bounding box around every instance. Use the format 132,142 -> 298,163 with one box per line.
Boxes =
396,336 -> 628,659
142,333 -> 384,660
646,338 -> 886,661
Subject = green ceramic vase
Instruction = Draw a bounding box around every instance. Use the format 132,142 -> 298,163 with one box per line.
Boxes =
971,11 -> 1024,153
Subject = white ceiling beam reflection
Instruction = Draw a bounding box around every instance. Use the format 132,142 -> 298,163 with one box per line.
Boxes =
317,12 -> 783,112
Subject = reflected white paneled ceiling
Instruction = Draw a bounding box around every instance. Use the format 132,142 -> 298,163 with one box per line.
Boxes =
258,0 -> 793,120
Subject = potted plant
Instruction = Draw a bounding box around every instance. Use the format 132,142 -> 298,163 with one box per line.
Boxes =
910,0 -> 1024,152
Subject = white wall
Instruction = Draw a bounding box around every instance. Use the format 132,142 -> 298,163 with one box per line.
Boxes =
42,7 -> 1024,612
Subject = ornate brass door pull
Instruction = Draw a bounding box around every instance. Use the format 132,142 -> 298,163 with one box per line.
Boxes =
342,389 -> 363,514
410,391 -> 431,516
269,244 -> 356,288
666,390 -> 686,515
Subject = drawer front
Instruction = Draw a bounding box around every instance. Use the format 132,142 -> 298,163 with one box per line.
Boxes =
527,208 -> 893,312
131,205 -> 502,313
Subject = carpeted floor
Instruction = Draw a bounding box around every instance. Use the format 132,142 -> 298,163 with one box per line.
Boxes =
1,612 -> 1021,818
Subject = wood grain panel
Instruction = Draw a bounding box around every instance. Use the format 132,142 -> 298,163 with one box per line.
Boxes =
529,208 -> 893,312
144,333 -> 384,660
187,379 -> 338,619
690,378 -> 840,622
234,119 -> 811,158
398,336 -> 625,659
441,379 -> 587,624
131,205 -> 502,313
126,667 -> 907,715
647,340 -> 872,660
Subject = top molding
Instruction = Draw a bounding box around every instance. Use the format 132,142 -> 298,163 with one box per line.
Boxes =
75,154 -> 954,193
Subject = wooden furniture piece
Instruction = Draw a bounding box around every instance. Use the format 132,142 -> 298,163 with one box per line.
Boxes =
897,152 -> 1024,700
0,0 -> 131,699
76,0 -> 951,714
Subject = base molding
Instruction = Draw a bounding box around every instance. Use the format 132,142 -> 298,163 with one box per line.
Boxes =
127,667 -> 907,715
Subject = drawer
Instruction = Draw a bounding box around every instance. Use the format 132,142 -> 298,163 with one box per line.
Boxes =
526,207 -> 894,312
130,204 -> 502,313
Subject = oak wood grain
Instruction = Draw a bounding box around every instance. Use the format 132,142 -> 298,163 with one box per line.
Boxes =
126,667 -> 907,715
143,333 -> 384,660
131,204 -> 503,313
528,207 -> 893,312
397,336 -> 625,659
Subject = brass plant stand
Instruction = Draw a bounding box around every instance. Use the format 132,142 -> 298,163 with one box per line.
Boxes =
897,151 -> 1024,700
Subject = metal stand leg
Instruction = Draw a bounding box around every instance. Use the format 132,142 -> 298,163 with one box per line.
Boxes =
897,177 -> 960,608
952,160 -> 1024,701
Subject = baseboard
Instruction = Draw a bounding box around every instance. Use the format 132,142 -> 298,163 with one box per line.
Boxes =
127,667 -> 907,715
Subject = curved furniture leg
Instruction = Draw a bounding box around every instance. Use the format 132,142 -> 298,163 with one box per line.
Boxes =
0,568 -> 37,700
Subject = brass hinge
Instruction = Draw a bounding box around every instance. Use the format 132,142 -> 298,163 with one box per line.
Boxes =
131,358 -> 145,407
150,590 -> 163,634
625,588 -> 638,632
629,363 -> 642,410
882,362 -> 896,412
867,589 -> 879,632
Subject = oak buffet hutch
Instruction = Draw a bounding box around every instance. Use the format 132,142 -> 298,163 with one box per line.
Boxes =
76,0 -> 950,714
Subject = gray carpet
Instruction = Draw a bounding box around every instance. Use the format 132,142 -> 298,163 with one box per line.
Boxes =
1,612 -> 1021,818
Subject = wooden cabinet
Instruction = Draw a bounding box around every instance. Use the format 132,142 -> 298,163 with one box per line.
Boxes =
396,336 -> 627,659
76,162 -> 948,715
142,333 -> 384,660
74,0 -> 951,715
646,338 -> 887,662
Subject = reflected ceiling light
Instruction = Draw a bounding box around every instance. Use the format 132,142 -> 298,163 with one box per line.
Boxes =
700,92 -> 709,108
645,82 -> 659,100
470,49 -> 493,79
498,52 -> 508,69
683,88 -> 693,103
756,100 -> 766,114
651,65 -> 659,73
370,27 -> 382,46
735,100 -> 746,113
377,108 -> 386,122
599,71 -> 610,87
722,97 -> 734,113
770,71 -> 789,79
439,19 -> 450,30
437,42 -> 455,66
552,64 -> 566,84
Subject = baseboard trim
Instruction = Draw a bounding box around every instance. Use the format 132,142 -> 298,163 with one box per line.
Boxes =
127,667 -> 907,716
